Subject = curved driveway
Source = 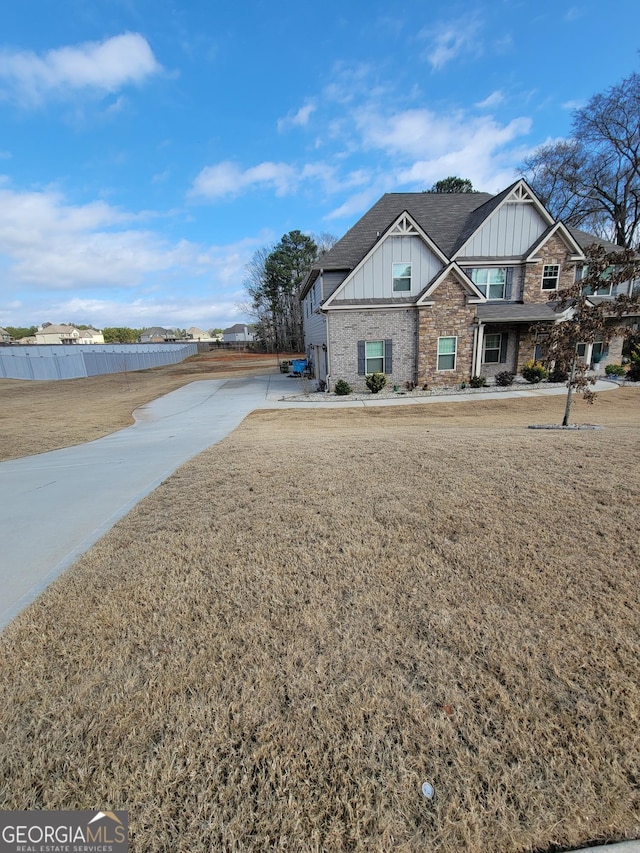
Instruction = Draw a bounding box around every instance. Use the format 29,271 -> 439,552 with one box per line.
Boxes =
0,374 -> 617,630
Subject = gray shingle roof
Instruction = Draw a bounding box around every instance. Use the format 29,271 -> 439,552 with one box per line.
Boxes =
316,191 -> 495,273
476,303 -> 561,322
566,226 -> 622,253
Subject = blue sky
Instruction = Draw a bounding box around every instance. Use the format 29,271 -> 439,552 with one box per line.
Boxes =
0,0 -> 638,332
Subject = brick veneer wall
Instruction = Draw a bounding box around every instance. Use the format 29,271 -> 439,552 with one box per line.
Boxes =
417,275 -> 477,387
327,308 -> 417,390
523,234 -> 577,304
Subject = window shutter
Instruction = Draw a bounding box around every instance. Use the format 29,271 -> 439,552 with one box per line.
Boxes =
505,268 -> 513,300
384,339 -> 393,374
499,333 -> 508,364
357,340 -> 365,375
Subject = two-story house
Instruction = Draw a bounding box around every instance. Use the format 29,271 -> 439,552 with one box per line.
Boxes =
301,179 -> 633,390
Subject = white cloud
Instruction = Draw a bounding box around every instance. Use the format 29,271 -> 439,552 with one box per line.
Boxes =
277,102 -> 316,131
39,295 -> 247,331
0,185 -> 268,294
476,90 -> 505,109
190,159 -> 346,200
190,161 -> 298,199
0,33 -> 162,106
561,99 -> 584,110
420,18 -> 481,70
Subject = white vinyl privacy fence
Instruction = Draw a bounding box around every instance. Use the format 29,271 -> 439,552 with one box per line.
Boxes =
0,343 -> 198,381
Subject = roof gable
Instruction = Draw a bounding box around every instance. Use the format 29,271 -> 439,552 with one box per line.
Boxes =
453,180 -> 554,259
416,263 -> 485,304
525,221 -> 585,260
314,191 -> 494,274
322,211 -> 447,307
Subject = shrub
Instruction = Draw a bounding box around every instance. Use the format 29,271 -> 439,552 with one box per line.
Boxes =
405,380 -> 417,391
626,362 -> 640,381
334,379 -> 352,396
549,365 -> 569,382
626,345 -> 640,381
521,360 -> 549,383
604,363 -> 626,376
469,375 -> 487,388
495,370 -> 515,386
365,372 -> 387,393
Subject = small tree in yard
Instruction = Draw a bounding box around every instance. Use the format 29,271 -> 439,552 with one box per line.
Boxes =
538,243 -> 640,426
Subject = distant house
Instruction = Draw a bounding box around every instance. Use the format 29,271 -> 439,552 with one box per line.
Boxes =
34,325 -> 104,345
186,327 -> 214,341
139,327 -> 177,343
222,324 -> 255,343
0,327 -> 11,345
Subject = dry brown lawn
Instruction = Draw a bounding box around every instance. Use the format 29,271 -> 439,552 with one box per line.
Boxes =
1,389 -> 639,852
0,349 -> 286,461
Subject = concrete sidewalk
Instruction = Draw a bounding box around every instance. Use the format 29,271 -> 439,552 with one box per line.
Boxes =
0,374 -> 618,630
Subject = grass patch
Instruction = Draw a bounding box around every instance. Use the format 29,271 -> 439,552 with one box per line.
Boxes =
1,392 -> 639,851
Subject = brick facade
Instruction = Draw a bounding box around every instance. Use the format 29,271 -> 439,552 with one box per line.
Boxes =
417,275 -> 477,387
327,308 -> 417,390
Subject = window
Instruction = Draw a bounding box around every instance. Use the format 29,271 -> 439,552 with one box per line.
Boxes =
483,333 -> 502,364
470,268 -> 507,299
582,265 -> 615,296
542,264 -> 560,291
358,339 -> 393,375
392,262 -> 411,292
365,340 -> 384,373
437,337 -> 457,371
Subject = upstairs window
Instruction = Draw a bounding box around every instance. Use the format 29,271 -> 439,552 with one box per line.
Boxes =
392,263 -> 412,292
470,268 -> 508,299
542,264 -> 560,291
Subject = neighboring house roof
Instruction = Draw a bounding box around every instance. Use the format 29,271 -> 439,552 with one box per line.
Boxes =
223,323 -> 250,333
38,324 -> 78,335
142,326 -> 170,335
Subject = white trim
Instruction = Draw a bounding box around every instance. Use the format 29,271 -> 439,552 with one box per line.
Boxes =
525,221 -> 585,262
322,303 -> 416,312
541,263 -> 560,291
437,335 -> 458,371
417,262 -> 485,303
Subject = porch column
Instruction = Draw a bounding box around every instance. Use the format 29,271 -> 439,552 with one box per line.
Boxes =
474,322 -> 484,377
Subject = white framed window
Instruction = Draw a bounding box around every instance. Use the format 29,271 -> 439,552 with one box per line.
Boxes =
437,336 -> 457,371
392,262 -> 412,292
365,340 -> 385,373
542,264 -> 560,291
470,268 -> 507,299
483,333 -> 502,364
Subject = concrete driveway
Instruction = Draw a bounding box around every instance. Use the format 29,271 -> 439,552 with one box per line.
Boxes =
0,374 -> 618,630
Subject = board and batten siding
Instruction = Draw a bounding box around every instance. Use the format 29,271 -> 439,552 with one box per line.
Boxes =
333,236 -> 443,302
456,203 -> 548,258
